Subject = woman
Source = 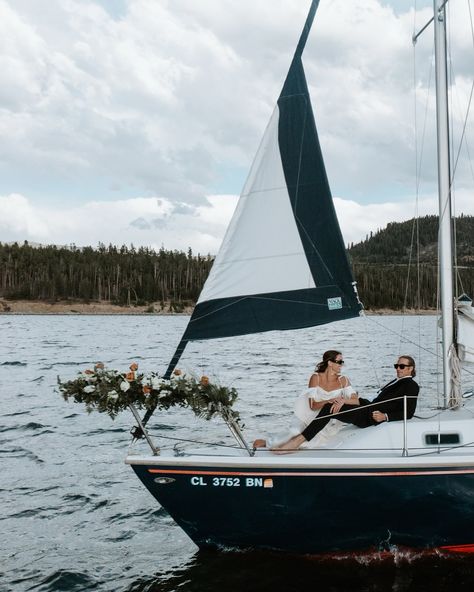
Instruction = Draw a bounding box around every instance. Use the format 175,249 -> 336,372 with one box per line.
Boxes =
253,350 -> 358,449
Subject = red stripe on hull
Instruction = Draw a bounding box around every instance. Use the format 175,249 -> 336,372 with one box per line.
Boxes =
440,544 -> 474,553
147,467 -> 474,477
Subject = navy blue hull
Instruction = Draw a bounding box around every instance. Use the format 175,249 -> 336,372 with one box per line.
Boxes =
131,463 -> 474,554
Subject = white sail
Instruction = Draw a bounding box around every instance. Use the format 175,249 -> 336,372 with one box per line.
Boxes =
198,107 -> 316,304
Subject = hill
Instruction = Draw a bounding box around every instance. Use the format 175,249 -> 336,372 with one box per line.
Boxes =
0,215 -> 472,312
348,215 -> 474,310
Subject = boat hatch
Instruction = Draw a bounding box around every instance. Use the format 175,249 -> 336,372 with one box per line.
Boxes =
424,433 -> 461,446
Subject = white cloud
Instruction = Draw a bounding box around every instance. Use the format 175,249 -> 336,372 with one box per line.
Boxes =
2,190 -> 472,255
0,0 -> 472,250
0,193 -> 239,254
0,1 -> 471,201
335,190 -> 474,246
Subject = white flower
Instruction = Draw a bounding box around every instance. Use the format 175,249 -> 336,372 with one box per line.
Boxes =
108,390 -> 119,401
159,389 -> 171,398
120,381 -> 130,392
83,385 -> 96,394
82,373 -> 96,383
151,377 -> 162,390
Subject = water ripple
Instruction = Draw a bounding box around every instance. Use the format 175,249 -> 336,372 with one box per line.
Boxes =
0,314 -> 458,592
1,361 -> 27,366
26,569 -> 100,591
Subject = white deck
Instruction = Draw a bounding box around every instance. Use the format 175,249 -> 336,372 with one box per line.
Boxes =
126,404 -> 474,469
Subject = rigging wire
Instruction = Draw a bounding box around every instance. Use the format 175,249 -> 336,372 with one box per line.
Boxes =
363,313 -> 474,377
449,1 -> 474,185
444,1 -> 474,403
360,310 -> 382,389
400,0 -> 418,355
146,432 -> 245,450
410,7 -> 438,399
449,1 -> 474,299
446,0 -> 460,304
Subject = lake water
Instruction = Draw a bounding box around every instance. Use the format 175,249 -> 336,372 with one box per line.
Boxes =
2,313 -> 474,592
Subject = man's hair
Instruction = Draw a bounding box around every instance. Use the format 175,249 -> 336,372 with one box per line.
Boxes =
399,355 -> 416,377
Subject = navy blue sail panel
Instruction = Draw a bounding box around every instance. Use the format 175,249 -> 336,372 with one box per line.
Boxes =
179,1 -> 360,345
158,0 -> 361,382
180,288 -> 359,342
277,33 -> 357,315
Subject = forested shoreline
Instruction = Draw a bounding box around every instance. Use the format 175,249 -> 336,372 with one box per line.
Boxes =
1,215 -> 473,312
0,243 -> 213,312
349,215 -> 474,309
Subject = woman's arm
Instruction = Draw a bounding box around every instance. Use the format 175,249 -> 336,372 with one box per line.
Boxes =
309,398 -> 333,410
345,393 -> 360,405
308,373 -> 321,410
339,377 -> 360,406
329,393 -> 360,414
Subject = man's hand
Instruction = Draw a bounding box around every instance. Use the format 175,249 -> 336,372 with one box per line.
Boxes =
372,410 -> 387,423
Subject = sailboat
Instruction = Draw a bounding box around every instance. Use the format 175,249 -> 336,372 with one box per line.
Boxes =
127,0 -> 474,554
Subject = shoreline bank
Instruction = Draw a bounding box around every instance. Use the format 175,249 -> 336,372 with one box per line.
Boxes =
0,299 -> 193,315
0,299 -> 436,316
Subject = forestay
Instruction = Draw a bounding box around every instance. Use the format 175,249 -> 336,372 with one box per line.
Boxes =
164,0 -> 361,377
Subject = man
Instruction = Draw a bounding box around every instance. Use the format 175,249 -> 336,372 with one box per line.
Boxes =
274,355 -> 419,452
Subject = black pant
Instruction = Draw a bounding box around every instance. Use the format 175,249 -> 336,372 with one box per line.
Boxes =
302,403 -> 373,441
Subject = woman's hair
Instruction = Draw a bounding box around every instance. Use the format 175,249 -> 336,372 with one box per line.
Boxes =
399,355 -> 416,377
315,350 -> 342,373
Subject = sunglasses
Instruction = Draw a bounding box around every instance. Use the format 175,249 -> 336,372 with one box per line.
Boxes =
394,364 -> 412,369
331,360 -> 344,365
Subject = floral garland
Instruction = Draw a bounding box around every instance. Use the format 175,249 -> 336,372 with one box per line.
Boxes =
58,363 -> 240,423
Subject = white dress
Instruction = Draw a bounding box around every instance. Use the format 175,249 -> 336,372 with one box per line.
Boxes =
266,378 -> 356,449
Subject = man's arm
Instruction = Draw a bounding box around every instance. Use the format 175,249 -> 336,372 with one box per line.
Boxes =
383,380 -> 419,422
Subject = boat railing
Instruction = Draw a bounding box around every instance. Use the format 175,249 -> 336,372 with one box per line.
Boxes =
327,395 -> 417,457
131,395 -> 448,458
129,403 -> 160,456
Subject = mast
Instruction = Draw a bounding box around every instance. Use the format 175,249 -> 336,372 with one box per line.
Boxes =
433,0 -> 455,407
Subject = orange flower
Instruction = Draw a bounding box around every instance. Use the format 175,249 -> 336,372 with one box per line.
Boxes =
143,385 -> 151,394
84,369 -> 94,375
173,369 -> 182,376
126,371 -> 135,381
129,362 -> 139,371
200,376 -> 209,386
94,362 -> 105,370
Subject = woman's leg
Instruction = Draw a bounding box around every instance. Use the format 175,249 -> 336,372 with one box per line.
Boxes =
272,433 -> 307,452
300,403 -> 333,441
273,403 -> 333,452
273,403 -> 368,453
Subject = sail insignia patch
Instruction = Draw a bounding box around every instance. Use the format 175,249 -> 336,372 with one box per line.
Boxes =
327,297 -> 342,310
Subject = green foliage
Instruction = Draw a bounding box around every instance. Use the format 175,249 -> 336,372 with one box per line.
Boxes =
58,366 -> 240,423
0,242 -> 214,305
1,214 -> 473,311
349,215 -> 474,310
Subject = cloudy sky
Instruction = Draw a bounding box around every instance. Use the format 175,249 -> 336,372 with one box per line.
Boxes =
0,0 -> 473,254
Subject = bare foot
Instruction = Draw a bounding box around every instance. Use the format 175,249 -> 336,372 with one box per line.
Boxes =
271,434 -> 306,454
253,439 -> 267,448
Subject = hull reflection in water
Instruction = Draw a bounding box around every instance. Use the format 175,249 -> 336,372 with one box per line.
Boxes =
125,547 -> 474,592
